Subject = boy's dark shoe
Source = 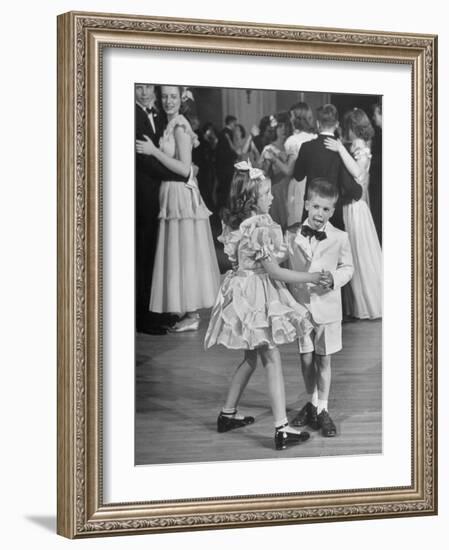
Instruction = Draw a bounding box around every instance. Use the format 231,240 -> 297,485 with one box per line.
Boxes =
291,402 -> 319,430
317,409 -> 337,437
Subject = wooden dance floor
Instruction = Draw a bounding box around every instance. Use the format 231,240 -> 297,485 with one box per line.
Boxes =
135,316 -> 382,465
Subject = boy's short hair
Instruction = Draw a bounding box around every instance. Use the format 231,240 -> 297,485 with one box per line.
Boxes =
225,115 -> 237,125
307,178 -> 339,202
316,104 -> 339,129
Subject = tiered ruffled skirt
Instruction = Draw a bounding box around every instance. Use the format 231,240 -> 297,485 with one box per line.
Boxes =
205,269 -> 313,350
149,180 -> 220,314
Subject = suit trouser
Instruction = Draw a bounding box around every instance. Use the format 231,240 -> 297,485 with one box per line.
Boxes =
135,176 -> 163,329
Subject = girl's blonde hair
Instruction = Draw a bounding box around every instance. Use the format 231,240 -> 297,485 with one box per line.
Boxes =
222,167 -> 267,230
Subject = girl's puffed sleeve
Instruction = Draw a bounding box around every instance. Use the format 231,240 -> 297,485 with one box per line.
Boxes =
249,226 -> 277,262
218,224 -> 240,264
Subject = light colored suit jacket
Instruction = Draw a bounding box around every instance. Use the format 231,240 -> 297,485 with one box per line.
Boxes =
286,222 -> 354,324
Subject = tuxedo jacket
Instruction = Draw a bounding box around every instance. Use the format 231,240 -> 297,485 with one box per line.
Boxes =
135,103 -> 188,328
293,134 -> 363,230
135,104 -> 188,186
286,222 -> 354,324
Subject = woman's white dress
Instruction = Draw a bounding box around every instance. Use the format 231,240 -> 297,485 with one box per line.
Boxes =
284,131 -> 317,227
150,114 -> 220,314
343,139 -> 382,319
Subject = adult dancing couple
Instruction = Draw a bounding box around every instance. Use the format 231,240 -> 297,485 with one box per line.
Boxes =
135,84 -> 220,335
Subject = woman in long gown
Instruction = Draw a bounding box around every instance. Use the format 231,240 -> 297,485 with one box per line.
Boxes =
258,112 -> 292,231
136,85 -> 220,332
284,102 -> 318,226
325,108 -> 382,320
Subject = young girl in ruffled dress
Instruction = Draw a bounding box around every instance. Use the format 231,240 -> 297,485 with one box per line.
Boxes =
205,162 -> 325,450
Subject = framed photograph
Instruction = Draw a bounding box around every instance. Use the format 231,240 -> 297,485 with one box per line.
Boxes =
57,11 -> 437,538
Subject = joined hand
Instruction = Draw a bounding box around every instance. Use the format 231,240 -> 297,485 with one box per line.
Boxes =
318,270 -> 334,289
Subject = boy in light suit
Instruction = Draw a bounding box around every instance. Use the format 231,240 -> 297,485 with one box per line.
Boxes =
286,178 -> 354,436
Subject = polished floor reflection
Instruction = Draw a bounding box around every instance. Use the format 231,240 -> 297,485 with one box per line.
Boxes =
135,316 -> 382,465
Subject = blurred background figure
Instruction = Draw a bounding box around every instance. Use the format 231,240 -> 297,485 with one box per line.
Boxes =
215,115 -> 238,212
193,122 -> 218,213
232,123 -> 260,165
369,102 -> 382,244
253,115 -> 275,154
284,102 -> 318,226
259,112 -> 292,230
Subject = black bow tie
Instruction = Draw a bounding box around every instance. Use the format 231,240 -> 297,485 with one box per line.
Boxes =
145,107 -> 157,116
301,225 -> 327,241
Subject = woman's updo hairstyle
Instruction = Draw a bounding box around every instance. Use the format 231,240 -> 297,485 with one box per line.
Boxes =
342,108 -> 375,142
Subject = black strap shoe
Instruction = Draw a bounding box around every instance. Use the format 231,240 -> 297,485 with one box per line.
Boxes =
291,402 -> 319,430
274,423 -> 310,450
317,410 -> 337,437
217,411 -> 255,433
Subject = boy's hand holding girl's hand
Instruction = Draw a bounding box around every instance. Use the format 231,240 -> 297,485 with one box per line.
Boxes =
310,270 -> 334,289
319,270 -> 334,289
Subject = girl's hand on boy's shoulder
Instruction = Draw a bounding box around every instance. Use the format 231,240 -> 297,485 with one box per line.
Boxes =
324,137 -> 343,153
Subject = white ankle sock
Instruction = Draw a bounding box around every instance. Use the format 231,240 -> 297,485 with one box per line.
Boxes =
317,399 -> 328,414
275,417 -> 288,429
222,408 -> 247,420
308,388 -> 318,407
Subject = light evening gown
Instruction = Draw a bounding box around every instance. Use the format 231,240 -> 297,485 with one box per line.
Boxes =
150,114 -> 220,314
343,139 -> 382,319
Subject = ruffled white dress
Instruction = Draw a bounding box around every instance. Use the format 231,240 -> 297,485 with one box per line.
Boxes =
343,140 -> 382,319
205,214 -> 313,350
150,114 -> 220,314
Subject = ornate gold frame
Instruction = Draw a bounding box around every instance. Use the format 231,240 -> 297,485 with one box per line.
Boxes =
57,11 -> 438,538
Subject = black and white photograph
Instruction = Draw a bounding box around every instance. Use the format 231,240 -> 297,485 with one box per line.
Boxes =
134,83 -> 383,465
2,0 -> 443,545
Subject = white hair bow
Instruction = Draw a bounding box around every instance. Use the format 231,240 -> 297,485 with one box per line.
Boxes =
234,160 -> 264,181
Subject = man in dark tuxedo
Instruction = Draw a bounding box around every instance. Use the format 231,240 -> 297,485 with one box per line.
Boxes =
135,83 -> 188,334
215,115 -> 238,211
293,104 -> 363,230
